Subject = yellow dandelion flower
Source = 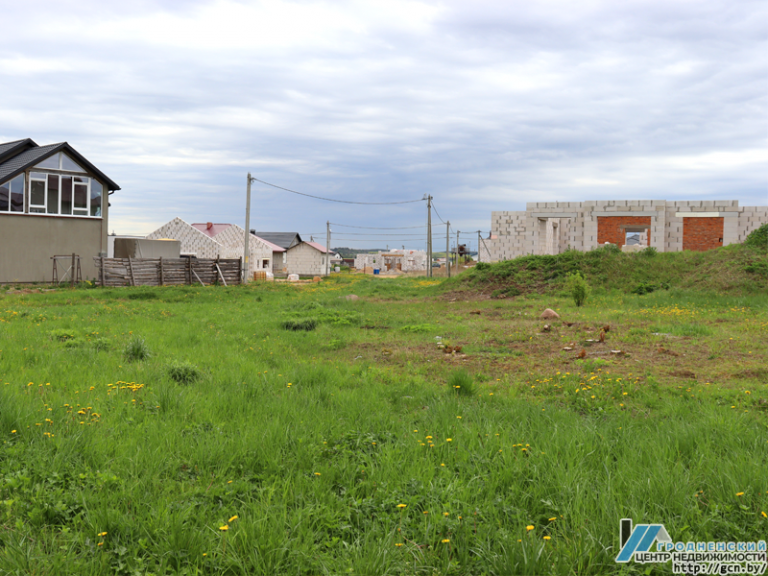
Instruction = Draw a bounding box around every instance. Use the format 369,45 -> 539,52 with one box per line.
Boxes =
395,543 -> 403,547
228,515 -> 238,523
736,492 -> 744,497
423,511 -> 429,515
314,472 -> 321,476
11,430 -> 16,434
762,511 -> 767,518
442,539 -> 450,543
397,504 -> 407,509
443,512 -> 449,516
543,535 -> 551,540
526,525 -> 534,531
548,517 -> 556,522
219,525 -> 229,531
98,532 -> 107,537
446,438 -> 452,442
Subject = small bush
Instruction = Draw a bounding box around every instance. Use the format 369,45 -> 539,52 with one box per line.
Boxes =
63,338 -> 86,349
126,290 -> 158,300
281,318 -> 317,331
602,243 -> 621,255
642,247 -> 658,257
49,329 -> 77,341
632,282 -> 670,295
448,369 -> 475,396
475,262 -> 491,271
400,324 -> 433,333
744,223 -> 768,250
167,361 -> 200,385
91,337 -> 111,352
744,261 -> 768,279
124,336 -> 150,361
565,271 -> 591,307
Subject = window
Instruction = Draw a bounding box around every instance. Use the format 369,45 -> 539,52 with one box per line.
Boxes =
262,259 -> 269,268
282,253 -> 287,264
27,172 -> 103,218
0,174 -> 25,212
33,152 -> 86,173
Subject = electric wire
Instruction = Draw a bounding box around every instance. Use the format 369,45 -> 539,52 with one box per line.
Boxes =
329,222 -> 425,230
251,177 -> 425,205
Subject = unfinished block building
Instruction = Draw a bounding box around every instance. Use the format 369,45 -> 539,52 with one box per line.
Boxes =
489,200 -> 767,261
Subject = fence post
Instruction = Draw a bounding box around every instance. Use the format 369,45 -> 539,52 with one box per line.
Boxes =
71,253 -> 76,287
100,256 -> 105,287
187,258 -> 191,285
159,257 -> 164,286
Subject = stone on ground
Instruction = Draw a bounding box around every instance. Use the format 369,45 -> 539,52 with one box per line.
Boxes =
540,308 -> 560,319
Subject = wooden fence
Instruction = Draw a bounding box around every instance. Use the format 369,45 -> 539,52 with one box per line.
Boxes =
93,257 -> 242,287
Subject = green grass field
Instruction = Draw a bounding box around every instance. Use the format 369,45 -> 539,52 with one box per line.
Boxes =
0,241 -> 766,575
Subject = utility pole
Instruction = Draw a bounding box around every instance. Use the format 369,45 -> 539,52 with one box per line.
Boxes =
326,221 -> 331,277
446,221 -> 451,278
244,173 -> 253,283
477,230 -> 482,263
456,230 -> 460,268
426,195 -> 432,278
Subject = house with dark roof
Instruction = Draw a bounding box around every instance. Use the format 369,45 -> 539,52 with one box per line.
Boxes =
0,138 -> 120,282
250,232 -> 303,275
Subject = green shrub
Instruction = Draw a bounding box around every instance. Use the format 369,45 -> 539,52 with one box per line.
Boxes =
124,336 -> 150,361
127,290 -> 158,300
642,247 -> 658,257
400,324 -> 433,333
448,369 -> 475,396
632,282 -> 670,295
49,329 -> 77,341
91,337 -> 111,351
743,223 -> 768,250
475,262 -> 491,271
281,318 -> 318,331
565,271 -> 590,307
167,361 -> 200,385
744,261 -> 768,278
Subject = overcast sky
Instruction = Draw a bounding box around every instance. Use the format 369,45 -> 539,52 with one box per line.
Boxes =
1,0 -> 766,250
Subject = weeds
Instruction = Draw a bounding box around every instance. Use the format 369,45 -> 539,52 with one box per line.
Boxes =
124,335 -> 150,361
166,360 -> 201,384
449,369 -> 475,396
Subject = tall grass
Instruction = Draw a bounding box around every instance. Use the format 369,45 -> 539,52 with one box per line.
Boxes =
0,275 -> 765,574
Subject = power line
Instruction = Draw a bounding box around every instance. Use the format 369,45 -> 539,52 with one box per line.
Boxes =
329,222 -> 425,230
309,231 -> 431,237
431,202 -> 448,225
251,177 -> 425,205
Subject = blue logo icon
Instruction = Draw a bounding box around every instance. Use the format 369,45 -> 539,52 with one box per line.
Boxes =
616,519 -> 672,563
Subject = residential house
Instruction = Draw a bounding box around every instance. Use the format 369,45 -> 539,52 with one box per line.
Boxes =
250,232 -> 302,275
0,138 -> 119,282
146,218 -> 277,276
285,241 -> 333,276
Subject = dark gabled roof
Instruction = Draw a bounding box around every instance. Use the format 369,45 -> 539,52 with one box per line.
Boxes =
0,138 -> 37,165
0,140 -> 120,191
250,232 -> 302,250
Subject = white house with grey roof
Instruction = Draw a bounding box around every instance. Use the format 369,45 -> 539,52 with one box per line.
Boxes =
0,138 -> 119,283
147,218 -> 280,277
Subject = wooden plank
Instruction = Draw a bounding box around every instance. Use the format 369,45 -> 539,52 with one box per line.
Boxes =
128,257 -> 136,287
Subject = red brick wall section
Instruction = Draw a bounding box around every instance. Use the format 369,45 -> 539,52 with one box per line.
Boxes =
683,217 -> 723,251
597,217 -> 651,246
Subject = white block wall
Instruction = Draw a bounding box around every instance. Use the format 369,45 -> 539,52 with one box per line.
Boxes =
489,200 -> 767,261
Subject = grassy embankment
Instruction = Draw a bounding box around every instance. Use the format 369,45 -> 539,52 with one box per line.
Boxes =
0,231 -> 766,575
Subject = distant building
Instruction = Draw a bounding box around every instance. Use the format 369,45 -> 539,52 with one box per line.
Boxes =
147,218 -> 279,276
354,249 -> 428,272
285,241 -> 333,276
488,199 -> 768,260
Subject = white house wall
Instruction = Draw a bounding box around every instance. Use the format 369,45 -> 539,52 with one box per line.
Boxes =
147,217 -> 222,259
285,243 -> 327,276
